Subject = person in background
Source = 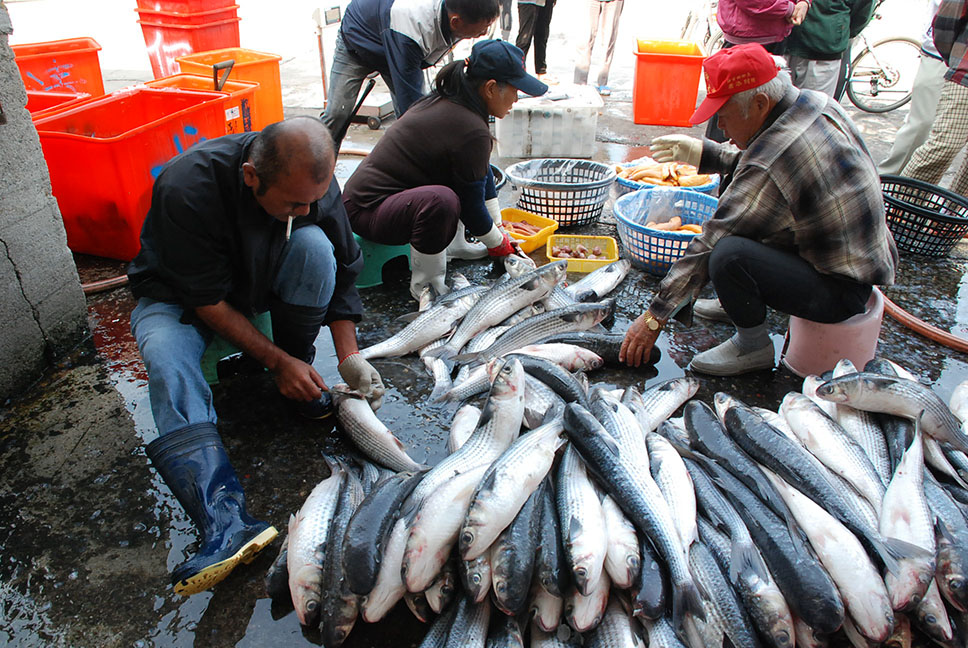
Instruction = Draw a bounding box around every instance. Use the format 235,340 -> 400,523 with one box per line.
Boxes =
127,117 -> 384,595
320,0 -> 499,151
878,0 -> 945,174
341,40 -> 547,300
623,44 -> 897,375
706,0 -> 811,141
573,0 -> 626,96
896,0 -> 968,198
785,0 -> 875,97
516,0 -> 558,84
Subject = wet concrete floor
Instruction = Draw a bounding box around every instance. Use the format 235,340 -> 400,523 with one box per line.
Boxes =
3,97 -> 968,647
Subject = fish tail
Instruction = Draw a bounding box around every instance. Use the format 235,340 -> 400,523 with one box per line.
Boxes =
672,577 -> 706,633
729,538 -> 769,585
451,351 -> 481,365
423,345 -> 454,360
428,380 -> 452,404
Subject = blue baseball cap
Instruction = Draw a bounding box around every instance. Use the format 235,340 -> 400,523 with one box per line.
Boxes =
466,39 -> 548,97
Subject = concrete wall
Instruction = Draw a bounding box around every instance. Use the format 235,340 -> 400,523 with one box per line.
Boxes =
0,3 -> 89,401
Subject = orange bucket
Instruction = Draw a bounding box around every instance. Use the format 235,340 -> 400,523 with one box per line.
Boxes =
146,73 -> 257,133
177,48 -> 284,128
632,40 -> 704,127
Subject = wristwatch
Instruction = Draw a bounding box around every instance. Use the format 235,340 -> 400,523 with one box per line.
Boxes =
641,312 -> 662,331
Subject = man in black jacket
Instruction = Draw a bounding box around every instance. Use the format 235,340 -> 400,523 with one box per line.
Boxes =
127,116 -> 384,595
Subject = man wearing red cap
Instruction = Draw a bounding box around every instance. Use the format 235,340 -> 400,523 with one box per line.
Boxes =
620,43 -> 898,376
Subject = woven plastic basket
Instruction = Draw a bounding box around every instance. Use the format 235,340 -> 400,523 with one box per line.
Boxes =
490,163 -> 506,191
881,175 -> 968,257
504,158 -> 617,227
615,158 -> 719,197
614,188 -> 718,275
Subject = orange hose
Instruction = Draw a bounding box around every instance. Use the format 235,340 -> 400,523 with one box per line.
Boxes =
882,294 -> 968,354
82,275 -> 128,295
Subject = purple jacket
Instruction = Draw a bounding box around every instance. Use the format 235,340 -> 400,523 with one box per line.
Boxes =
717,0 -> 800,44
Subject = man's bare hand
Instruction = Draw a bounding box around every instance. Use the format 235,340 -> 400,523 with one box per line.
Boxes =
789,1 -> 809,25
620,312 -> 663,368
271,355 -> 328,401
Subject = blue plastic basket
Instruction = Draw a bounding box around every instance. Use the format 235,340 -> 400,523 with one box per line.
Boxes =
614,188 -> 718,276
614,159 -> 719,197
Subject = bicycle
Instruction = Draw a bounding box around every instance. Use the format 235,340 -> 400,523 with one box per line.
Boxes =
680,0 -> 724,56
844,1 -> 921,113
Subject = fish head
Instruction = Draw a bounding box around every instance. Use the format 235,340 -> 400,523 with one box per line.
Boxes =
540,260 -> 569,285
938,567 -> 968,611
814,377 -> 851,403
504,255 -> 532,278
487,356 -> 525,398
832,358 -> 858,377
574,348 -> 605,371
290,566 -> 323,627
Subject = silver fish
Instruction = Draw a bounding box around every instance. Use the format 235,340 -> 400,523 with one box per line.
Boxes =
430,261 -> 567,360
447,404 -> 481,454
332,385 -> 425,472
950,379 -> 968,425
648,432 -> 697,555
565,258 -> 632,301
566,570 -> 611,633
500,300 -> 546,327
460,417 -> 565,560
802,374 -> 839,419
816,372 -> 968,454
640,616 -> 689,648
585,595 -> 646,648
635,377 -> 701,432
916,580 -> 954,644
444,596 -> 491,648
557,444 -> 608,596
288,458 -> 347,626
421,337 -> 453,404
319,468 -> 365,645
881,427 -> 936,612
530,583 -> 564,633
765,469 -> 894,643
600,494 -> 641,589
688,539 -> 762,648
461,551 -> 492,604
361,515 -> 408,622
424,560 -> 457,614
359,284 -> 485,359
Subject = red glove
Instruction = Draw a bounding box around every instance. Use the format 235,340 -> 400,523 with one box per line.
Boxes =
487,231 -> 516,257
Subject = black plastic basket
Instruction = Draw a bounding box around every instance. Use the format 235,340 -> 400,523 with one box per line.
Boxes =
881,174 -> 968,257
504,158 -> 617,227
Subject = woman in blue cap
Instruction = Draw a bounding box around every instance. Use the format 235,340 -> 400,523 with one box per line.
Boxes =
342,39 -> 547,300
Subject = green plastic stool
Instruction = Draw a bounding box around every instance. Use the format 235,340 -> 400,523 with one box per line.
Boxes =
354,233 -> 410,289
200,311 -> 273,385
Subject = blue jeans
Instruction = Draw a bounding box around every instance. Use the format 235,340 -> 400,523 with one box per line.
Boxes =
131,226 -> 337,438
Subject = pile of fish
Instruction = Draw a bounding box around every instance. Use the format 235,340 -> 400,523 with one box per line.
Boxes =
265,345 -> 968,648
261,259 -> 968,647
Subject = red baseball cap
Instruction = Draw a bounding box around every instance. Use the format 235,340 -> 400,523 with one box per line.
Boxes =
690,43 -> 780,125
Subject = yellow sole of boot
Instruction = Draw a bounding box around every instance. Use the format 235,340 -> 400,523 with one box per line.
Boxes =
173,526 -> 279,596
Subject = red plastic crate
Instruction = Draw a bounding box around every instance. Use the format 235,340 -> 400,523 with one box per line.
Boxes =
137,0 -> 235,11
12,37 -> 105,97
25,90 -> 91,119
146,73 -> 257,133
135,4 -> 239,25
138,17 -> 241,78
34,87 -> 228,261
177,48 -> 284,128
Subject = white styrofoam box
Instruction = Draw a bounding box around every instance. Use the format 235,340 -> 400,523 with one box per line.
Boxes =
495,83 -> 604,159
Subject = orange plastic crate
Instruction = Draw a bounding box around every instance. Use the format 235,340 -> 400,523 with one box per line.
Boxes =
135,4 -> 239,25
146,73 -> 257,133
137,0 -> 235,10
25,90 -> 91,119
177,48 -> 284,128
632,40 -> 704,127
34,87 -> 228,261
13,37 -> 105,97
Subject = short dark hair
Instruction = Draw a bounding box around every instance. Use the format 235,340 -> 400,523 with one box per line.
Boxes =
249,117 -> 334,196
445,0 -> 499,24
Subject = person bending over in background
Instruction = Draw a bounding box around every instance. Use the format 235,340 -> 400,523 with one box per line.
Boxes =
320,0 -> 499,151
622,44 -> 897,376
128,117 -> 384,595
341,40 -> 547,300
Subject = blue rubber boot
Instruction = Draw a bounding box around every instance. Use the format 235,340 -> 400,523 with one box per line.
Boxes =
146,424 -> 278,596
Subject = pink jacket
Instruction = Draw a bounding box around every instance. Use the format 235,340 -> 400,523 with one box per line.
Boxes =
716,0 -> 799,44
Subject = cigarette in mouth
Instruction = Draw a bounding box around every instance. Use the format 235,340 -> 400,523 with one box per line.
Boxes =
286,215 -> 294,242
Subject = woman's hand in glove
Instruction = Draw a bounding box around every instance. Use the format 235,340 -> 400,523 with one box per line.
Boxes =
650,135 -> 702,166
338,353 -> 385,410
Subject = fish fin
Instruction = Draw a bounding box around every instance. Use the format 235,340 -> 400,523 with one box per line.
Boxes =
451,351 -> 481,364
394,311 -> 422,323
427,380 -> 452,404
729,539 -> 769,585
672,579 -> 706,633
423,345 -> 454,360
876,536 -> 933,576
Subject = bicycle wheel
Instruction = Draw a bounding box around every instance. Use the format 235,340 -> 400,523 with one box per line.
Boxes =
846,36 -> 921,113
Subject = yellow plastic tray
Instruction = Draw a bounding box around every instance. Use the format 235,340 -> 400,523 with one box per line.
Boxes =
546,234 -> 619,272
501,207 -> 558,253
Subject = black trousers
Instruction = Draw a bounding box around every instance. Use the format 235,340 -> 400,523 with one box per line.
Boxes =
516,1 -> 556,74
709,236 -> 872,328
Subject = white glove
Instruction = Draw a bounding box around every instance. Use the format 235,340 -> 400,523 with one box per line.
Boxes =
338,353 -> 385,410
485,198 -> 503,227
650,135 -> 703,167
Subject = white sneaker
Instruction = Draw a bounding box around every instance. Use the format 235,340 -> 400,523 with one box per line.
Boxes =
693,298 -> 732,323
446,222 -> 487,260
689,338 -> 775,376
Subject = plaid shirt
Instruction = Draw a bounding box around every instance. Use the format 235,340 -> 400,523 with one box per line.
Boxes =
933,0 -> 968,85
650,87 -> 898,323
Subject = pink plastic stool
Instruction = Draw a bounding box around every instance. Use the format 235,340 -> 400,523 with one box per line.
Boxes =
780,287 -> 884,378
